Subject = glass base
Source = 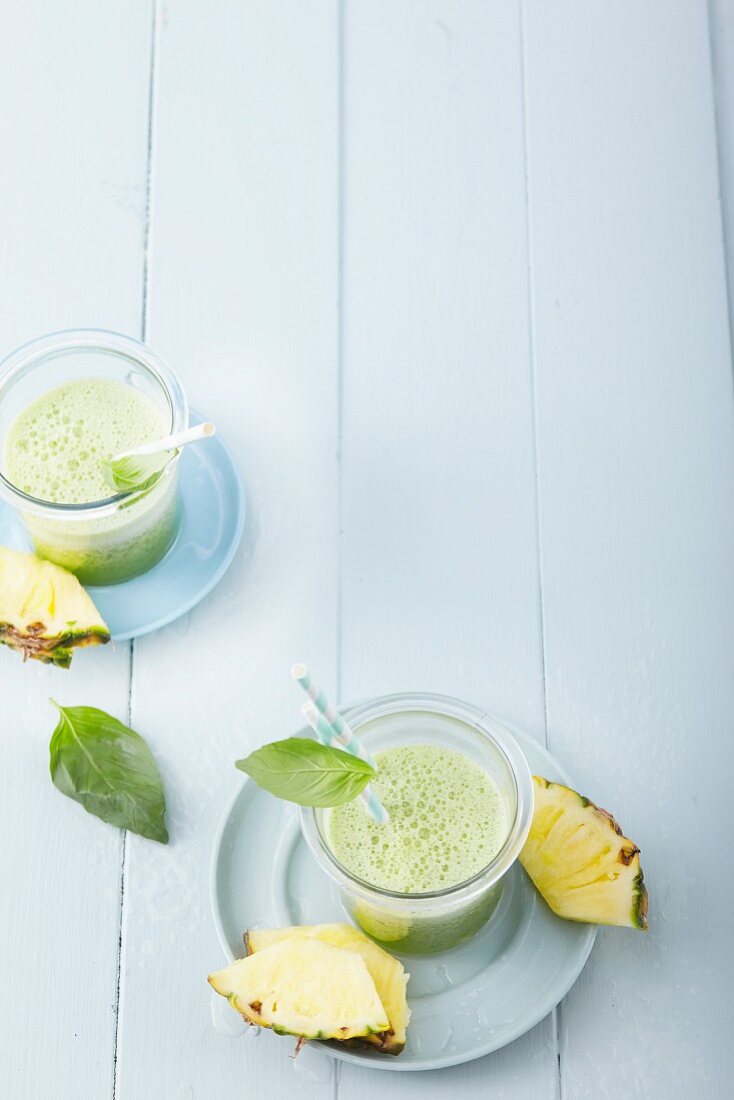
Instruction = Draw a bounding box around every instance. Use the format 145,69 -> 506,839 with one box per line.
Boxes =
25,491 -> 180,587
346,880 -> 504,955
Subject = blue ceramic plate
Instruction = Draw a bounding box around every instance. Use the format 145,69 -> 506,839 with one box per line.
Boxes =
0,410 -> 245,641
210,717 -> 597,1072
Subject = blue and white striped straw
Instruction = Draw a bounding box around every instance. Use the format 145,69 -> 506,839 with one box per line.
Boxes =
291,663 -> 377,769
301,702 -> 389,825
292,663 -> 388,824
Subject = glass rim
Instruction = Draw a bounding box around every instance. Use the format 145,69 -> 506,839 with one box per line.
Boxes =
0,328 -> 187,517
299,692 -> 534,906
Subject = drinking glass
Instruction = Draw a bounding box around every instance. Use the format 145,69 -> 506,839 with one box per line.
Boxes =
0,329 -> 187,585
301,693 -> 533,954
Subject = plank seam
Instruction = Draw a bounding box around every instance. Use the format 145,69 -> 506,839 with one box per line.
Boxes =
554,1003 -> 563,1100
519,4 -> 560,1098
706,0 -> 734,385
335,0 -> 345,716
111,830 -> 129,1100
112,642 -> 135,1099
335,10 -> 345,1094
113,1 -> 160,1093
518,0 -> 549,752
141,0 -> 161,343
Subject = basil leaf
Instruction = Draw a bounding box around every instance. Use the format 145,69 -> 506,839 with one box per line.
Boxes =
49,701 -> 168,843
235,737 -> 376,807
99,449 -> 175,494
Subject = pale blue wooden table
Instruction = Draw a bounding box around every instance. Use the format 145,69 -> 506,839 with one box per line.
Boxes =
1,3 -> 733,1097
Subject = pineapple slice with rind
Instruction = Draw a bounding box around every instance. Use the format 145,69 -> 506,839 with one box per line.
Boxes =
208,938 -> 389,1041
245,923 -> 410,1055
0,546 -> 110,667
520,776 -> 648,930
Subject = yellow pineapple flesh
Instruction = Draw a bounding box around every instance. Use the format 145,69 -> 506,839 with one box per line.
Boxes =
0,546 -> 110,667
520,776 -> 648,930
245,923 -> 410,1054
208,938 -> 389,1041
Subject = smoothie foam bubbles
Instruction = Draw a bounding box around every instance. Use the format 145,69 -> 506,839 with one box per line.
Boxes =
4,378 -> 167,504
326,744 -> 508,893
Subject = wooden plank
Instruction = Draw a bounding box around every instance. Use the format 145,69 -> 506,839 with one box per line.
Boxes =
524,2 -> 734,1096
0,2 -> 151,1097
338,2 -> 554,1096
112,2 -> 340,1097
0,3 -> 150,343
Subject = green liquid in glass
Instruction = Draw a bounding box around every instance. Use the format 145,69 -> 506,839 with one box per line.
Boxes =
3,378 -> 178,585
326,744 -> 509,953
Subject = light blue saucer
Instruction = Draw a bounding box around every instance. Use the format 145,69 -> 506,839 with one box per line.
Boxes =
0,410 -> 245,641
210,719 -> 596,1072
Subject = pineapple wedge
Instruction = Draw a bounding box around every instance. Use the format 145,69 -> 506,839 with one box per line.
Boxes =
245,923 -> 410,1055
520,776 -> 648,930
0,546 -> 110,667
208,938 -> 389,1041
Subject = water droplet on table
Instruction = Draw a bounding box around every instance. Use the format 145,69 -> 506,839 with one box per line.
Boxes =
413,1016 -> 454,1054
292,1044 -> 334,1083
290,895 -> 308,923
435,963 -> 456,987
210,992 -> 249,1037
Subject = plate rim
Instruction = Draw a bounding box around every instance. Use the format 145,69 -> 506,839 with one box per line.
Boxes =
209,713 -> 597,1072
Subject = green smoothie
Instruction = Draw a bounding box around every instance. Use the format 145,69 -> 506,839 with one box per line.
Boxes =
5,378 -> 166,504
3,378 -> 179,585
325,744 -> 508,951
328,745 -> 507,891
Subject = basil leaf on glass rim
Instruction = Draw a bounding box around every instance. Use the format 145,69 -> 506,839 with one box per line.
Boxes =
49,701 -> 169,843
235,737 -> 376,807
99,449 -> 175,494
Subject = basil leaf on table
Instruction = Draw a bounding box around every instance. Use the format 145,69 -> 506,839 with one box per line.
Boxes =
235,737 -> 376,807
49,701 -> 169,843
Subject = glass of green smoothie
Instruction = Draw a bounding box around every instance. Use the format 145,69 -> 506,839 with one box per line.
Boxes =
0,330 -> 188,586
300,693 -> 534,955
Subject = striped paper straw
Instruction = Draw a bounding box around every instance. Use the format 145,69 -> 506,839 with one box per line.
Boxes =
301,702 -> 389,825
291,663 -> 377,769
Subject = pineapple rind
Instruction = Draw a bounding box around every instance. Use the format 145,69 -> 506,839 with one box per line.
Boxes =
631,870 -> 649,931
245,923 -> 410,1055
520,775 -> 648,931
208,938 -> 390,1041
0,547 -> 110,666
